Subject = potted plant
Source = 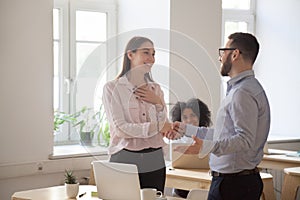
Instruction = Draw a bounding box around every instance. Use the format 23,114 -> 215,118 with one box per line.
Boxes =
53,110 -> 77,135
97,120 -> 110,147
94,105 -> 110,147
64,169 -> 79,198
72,106 -> 100,146
54,104 -> 110,147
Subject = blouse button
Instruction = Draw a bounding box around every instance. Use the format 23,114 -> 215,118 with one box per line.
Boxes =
142,113 -> 145,116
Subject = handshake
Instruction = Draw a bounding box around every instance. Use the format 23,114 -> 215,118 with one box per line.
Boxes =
160,121 -> 203,155
160,121 -> 186,140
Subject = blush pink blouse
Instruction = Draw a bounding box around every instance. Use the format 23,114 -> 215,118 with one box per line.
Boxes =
102,76 -> 168,155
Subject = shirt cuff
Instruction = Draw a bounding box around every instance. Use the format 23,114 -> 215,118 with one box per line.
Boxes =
185,124 -> 199,137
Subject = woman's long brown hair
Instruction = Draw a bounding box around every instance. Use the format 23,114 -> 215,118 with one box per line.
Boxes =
116,36 -> 154,82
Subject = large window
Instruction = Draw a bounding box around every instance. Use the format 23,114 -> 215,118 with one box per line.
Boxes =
53,0 -> 116,146
221,0 -> 255,45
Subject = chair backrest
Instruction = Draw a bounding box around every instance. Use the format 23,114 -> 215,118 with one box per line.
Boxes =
186,189 -> 209,200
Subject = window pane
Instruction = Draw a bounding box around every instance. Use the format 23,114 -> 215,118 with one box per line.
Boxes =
76,42 -> 100,75
76,11 -> 107,42
223,21 -> 248,45
53,9 -> 60,40
53,41 -> 60,111
222,0 -> 251,10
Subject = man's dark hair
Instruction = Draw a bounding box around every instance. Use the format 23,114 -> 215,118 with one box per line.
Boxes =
228,32 -> 259,65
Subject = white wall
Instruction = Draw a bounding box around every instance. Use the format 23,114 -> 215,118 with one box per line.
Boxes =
0,0 -> 53,164
255,0 -> 300,139
169,0 -> 222,122
0,0 -> 54,199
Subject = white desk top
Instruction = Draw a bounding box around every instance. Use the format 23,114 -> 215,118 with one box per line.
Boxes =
12,185 -> 184,200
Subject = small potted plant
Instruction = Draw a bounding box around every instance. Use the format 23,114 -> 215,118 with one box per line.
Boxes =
64,169 -> 79,198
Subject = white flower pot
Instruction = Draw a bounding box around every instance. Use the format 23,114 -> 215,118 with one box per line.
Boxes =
65,183 -> 79,198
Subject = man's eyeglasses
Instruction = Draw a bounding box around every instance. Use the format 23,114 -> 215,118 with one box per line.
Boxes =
218,48 -> 242,57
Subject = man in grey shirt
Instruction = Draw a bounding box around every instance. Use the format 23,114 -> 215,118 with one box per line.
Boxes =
166,32 -> 270,200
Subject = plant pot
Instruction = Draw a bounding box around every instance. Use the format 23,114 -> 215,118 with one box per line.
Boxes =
65,183 -> 79,198
80,132 -> 93,146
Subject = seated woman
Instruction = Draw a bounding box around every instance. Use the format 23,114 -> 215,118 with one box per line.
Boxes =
170,98 -> 212,198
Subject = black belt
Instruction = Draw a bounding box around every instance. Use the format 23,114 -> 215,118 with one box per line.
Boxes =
210,167 -> 259,177
123,147 -> 161,153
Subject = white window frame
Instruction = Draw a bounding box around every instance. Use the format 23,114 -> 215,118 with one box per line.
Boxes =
53,0 -> 116,145
221,0 -> 256,45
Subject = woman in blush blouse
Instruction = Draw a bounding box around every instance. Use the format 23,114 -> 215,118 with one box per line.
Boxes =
102,36 -> 171,192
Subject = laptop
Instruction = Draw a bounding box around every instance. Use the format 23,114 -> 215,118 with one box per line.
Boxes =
171,143 -> 210,169
263,143 -> 287,155
92,160 -> 141,200
263,143 -> 299,156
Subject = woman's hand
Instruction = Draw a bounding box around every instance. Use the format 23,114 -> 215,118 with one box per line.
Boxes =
160,121 -> 172,134
134,85 -> 162,105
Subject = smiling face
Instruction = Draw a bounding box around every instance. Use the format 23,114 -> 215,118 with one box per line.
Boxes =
128,41 -> 155,73
181,108 -> 200,126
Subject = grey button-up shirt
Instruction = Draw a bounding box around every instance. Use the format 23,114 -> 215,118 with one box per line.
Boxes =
186,70 -> 270,173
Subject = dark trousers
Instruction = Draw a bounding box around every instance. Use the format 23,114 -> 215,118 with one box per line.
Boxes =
208,173 -> 263,200
110,148 -> 166,192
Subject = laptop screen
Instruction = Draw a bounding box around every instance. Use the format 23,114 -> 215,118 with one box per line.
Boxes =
92,161 -> 141,200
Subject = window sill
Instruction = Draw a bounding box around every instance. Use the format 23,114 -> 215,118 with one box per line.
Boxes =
50,144 -> 108,160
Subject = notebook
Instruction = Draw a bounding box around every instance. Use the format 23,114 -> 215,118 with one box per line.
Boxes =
171,143 -> 210,169
92,160 -> 141,200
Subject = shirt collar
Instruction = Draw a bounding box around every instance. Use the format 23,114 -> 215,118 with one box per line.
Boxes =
227,70 -> 254,88
118,76 -> 136,90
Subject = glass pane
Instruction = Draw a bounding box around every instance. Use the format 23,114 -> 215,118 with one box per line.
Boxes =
76,42 -> 99,75
53,9 -> 60,40
222,0 -> 251,10
76,11 -> 107,42
223,21 -> 248,45
53,41 -> 60,111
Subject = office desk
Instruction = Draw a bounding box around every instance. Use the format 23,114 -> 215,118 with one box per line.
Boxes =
281,167 -> 300,200
165,167 -> 275,200
12,185 -> 97,200
166,168 -> 211,190
258,154 -> 300,170
11,185 -> 184,200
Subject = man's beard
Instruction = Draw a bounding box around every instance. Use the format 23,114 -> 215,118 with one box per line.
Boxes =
220,54 -> 232,76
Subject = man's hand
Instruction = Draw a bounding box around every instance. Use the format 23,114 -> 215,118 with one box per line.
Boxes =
174,135 -> 203,154
163,129 -> 182,140
160,122 -> 183,140
162,121 -> 185,140
173,121 -> 186,136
